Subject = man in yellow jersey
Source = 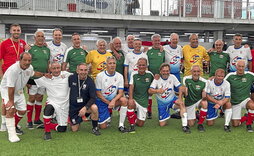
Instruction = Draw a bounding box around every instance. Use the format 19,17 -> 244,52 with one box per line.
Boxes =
182,34 -> 210,76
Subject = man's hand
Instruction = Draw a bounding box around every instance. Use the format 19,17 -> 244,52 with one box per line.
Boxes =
82,45 -> 87,51
108,100 -> 116,109
154,74 -> 160,80
124,81 -> 129,88
5,101 -> 14,111
159,45 -> 164,52
78,106 -> 87,117
44,73 -> 52,79
214,104 -> 220,109
114,52 -> 121,60
157,88 -> 164,94
24,44 -> 31,51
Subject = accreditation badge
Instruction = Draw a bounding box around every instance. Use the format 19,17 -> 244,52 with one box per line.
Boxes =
77,97 -> 83,103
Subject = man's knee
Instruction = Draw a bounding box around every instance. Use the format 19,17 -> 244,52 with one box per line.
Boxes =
90,104 -> 98,113
57,126 -> 67,132
17,110 -> 26,116
120,97 -> 127,106
44,104 -> 55,116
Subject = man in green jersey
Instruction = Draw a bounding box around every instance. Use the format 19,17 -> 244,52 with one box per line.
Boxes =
62,33 -> 86,73
110,37 -> 125,76
208,40 -> 230,77
182,65 -> 208,131
225,60 -> 254,132
127,58 -> 153,133
27,30 -> 50,129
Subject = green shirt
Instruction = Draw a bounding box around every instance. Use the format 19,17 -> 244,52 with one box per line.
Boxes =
147,48 -> 165,75
28,45 -> 50,79
209,51 -> 229,77
64,47 -> 86,73
225,72 -> 254,105
183,75 -> 207,106
111,50 -> 124,75
130,71 -> 154,107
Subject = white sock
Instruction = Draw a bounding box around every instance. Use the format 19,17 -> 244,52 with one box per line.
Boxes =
6,117 -> 20,142
27,101 -> 34,106
224,108 -> 232,126
35,101 -> 42,106
119,106 -> 127,127
1,115 -> 6,124
181,112 -> 188,127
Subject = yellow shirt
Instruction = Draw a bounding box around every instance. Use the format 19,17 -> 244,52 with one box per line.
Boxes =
182,45 -> 210,76
86,50 -> 112,80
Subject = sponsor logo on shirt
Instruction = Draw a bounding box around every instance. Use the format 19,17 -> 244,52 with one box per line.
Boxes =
170,56 -> 180,65
97,61 -> 106,71
190,54 -> 200,63
105,85 -> 116,96
232,56 -> 243,66
242,78 -> 247,82
145,78 -> 150,82
195,85 -> 201,90
161,88 -> 172,99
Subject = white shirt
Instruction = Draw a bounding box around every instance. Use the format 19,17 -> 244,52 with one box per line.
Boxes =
95,70 -> 124,101
164,44 -> 183,73
226,45 -> 252,72
47,41 -> 68,64
122,44 -> 145,57
0,62 -> 34,99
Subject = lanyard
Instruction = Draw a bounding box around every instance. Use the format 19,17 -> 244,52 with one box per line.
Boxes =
78,76 -> 87,97
10,39 -> 20,61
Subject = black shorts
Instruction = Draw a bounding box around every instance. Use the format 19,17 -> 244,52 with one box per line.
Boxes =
69,109 -> 90,125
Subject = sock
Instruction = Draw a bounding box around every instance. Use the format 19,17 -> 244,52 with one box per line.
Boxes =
50,123 -> 58,131
198,108 -> 207,125
6,117 -> 19,142
246,109 -> 254,125
181,112 -> 188,126
119,106 -> 127,127
240,115 -> 248,124
147,98 -> 152,113
1,115 -> 6,124
14,112 -> 23,127
224,108 -> 232,126
92,120 -> 98,128
34,101 -> 42,121
108,108 -> 113,116
26,102 -> 34,123
43,116 -> 51,132
127,109 -> 137,125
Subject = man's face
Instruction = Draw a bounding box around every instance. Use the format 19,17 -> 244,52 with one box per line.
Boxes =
50,63 -> 61,77
35,32 -> 45,46
72,35 -> 81,48
214,72 -> 225,84
233,36 -> 242,47
137,59 -> 147,72
190,35 -> 198,47
133,40 -> 142,52
106,59 -> 116,73
127,36 -> 134,47
113,39 -> 121,51
191,66 -> 201,80
236,61 -> 245,75
10,26 -> 21,40
20,54 -> 32,70
97,41 -> 106,52
215,41 -> 223,52
160,66 -> 170,79
53,30 -> 63,44
152,37 -> 161,49
170,35 -> 178,45
77,65 -> 88,79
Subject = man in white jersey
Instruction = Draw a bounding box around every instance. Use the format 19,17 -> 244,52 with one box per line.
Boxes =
0,53 -> 43,142
226,33 -> 252,72
95,56 -> 129,133
124,38 -> 148,88
148,63 -> 190,133
122,35 -> 147,57
35,62 -> 72,140
205,69 -> 232,132
46,28 -> 67,64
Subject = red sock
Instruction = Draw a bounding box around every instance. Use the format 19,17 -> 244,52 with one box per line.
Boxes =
14,112 -> 23,127
198,110 -> 207,124
147,99 -> 152,113
108,108 -> 113,116
34,104 -> 42,121
50,123 -> 58,131
27,104 -> 34,123
44,118 -> 51,132
246,112 -> 254,125
127,110 -> 137,125
240,115 -> 247,124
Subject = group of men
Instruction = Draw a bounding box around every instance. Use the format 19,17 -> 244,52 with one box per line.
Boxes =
1,24 -> 254,143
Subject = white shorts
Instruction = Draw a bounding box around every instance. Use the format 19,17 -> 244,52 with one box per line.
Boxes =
232,98 -> 250,120
135,100 -> 147,121
186,100 -> 201,120
2,94 -> 26,111
48,102 -> 69,126
28,85 -> 45,95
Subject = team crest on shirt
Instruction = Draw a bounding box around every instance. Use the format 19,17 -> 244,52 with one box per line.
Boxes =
219,55 -> 224,58
72,82 -> 77,86
105,85 -> 117,96
242,78 -> 247,82
43,50 -> 47,54
190,54 -> 200,63
161,88 -> 172,99
82,84 -> 87,89
97,61 -> 106,71
145,78 -> 150,82
232,56 -> 242,66
170,56 -> 180,65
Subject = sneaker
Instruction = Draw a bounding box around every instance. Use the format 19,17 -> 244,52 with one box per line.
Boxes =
171,112 -> 181,119
197,124 -> 205,132
219,110 -> 225,118
36,123 -> 45,129
16,126 -> 24,135
44,132 -> 52,141
147,112 -> 152,119
0,123 -> 7,132
247,125 -> 253,133
8,134 -> 20,143
182,126 -> 191,134
27,122 -> 34,130
129,124 -> 135,133
224,125 -> 231,132
118,126 -> 129,133
92,127 -> 101,136
34,120 -> 43,125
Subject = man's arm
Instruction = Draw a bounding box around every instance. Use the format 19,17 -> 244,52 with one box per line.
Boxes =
62,62 -> 68,71
6,87 -> 15,109
96,91 -> 110,105
108,89 -> 124,108
0,60 -> 3,78
124,66 -> 129,88
248,61 -> 252,72
85,79 -> 96,109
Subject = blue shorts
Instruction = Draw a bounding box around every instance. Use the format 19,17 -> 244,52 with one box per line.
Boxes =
171,72 -> 181,92
206,102 -> 218,120
96,99 -> 111,124
158,97 -> 177,122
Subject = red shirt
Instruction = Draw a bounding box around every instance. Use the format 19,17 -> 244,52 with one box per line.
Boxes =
0,38 -> 26,73
251,49 -> 254,72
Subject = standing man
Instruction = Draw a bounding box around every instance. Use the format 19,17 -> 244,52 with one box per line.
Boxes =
0,53 -> 43,142
127,58 -> 153,133
26,30 -> 50,129
226,33 -> 252,72
146,34 -> 165,119
0,24 -> 29,131
69,63 -> 100,135
122,35 -> 147,57
47,28 -> 67,64
225,60 -> 254,132
95,56 -> 129,132
208,40 -> 230,77
62,33 -> 87,73
182,34 -> 210,76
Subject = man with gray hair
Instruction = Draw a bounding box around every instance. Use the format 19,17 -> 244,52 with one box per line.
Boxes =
26,30 -> 50,129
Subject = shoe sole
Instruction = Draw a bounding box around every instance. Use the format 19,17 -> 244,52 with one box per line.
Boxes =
27,127 -> 34,130
16,133 -> 23,136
